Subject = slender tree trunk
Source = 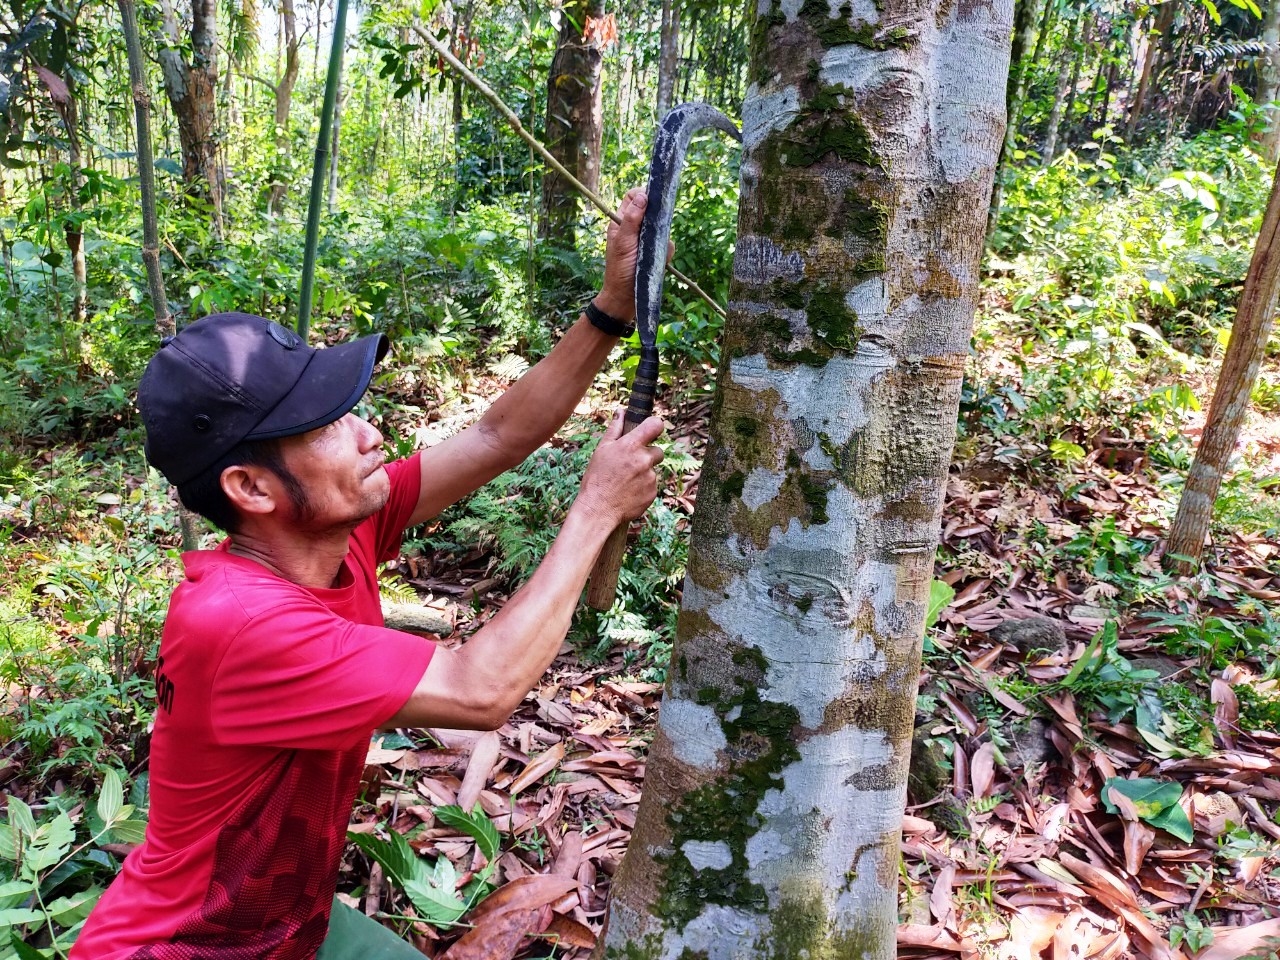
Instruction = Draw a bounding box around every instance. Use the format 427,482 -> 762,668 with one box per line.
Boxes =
657,0 -> 680,117
119,0 -> 201,554
1029,0 -> 1056,73
327,86 -> 345,211
1167,164 -> 1280,571
1254,0 -> 1280,161
596,2 -> 1012,957
158,0 -> 224,235
1044,12 -> 1082,163
1124,1 -> 1174,143
62,70 -> 88,327
988,0 -> 1041,239
267,0 -> 299,214
539,0 -> 605,246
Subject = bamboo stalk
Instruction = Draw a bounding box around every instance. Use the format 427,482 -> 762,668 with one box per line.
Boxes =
119,0 -> 199,553
410,21 -> 727,320
298,0 -> 350,340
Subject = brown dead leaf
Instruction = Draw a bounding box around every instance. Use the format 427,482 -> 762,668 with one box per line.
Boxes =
457,731 -> 501,813
543,914 -> 596,949
897,923 -> 964,950
971,743 -> 997,799
1210,678 -> 1239,750
930,863 -> 957,930
1195,917 -> 1280,960
509,742 -> 567,794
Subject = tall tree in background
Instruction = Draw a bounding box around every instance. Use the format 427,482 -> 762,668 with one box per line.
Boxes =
1254,0 -> 1280,162
157,0 -> 224,233
1124,1 -> 1176,143
596,0 -> 1011,955
539,0 -> 604,246
1167,163 -> 1280,571
988,0 -> 1039,237
263,0 -> 300,214
656,0 -> 679,117
1042,9 -> 1081,164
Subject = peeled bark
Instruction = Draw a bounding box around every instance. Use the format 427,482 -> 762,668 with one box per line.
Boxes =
158,0 -> 223,234
539,0 -> 605,246
1254,0 -> 1280,162
1166,164 -> 1280,572
596,1 -> 1011,956
656,0 -> 680,118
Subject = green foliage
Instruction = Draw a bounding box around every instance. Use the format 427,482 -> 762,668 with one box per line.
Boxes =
0,769 -> 148,957
347,804 -> 502,927
1100,777 -> 1194,842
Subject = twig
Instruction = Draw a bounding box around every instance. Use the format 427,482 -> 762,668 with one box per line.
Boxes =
410,21 -> 728,320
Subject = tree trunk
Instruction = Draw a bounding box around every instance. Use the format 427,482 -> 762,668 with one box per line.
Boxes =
1043,12 -> 1082,164
1124,1 -> 1174,143
63,69 -> 87,327
988,0 -> 1042,239
657,0 -> 680,118
267,0 -> 299,215
327,86 -> 345,211
1166,164 -> 1280,572
595,1 -> 1012,956
1254,0 -> 1280,162
158,0 -> 224,235
119,0 -> 201,554
539,0 -> 605,247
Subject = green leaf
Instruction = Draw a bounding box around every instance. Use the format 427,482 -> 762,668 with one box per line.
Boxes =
45,888 -> 100,926
1101,778 -> 1194,842
9,931 -> 47,960
97,769 -> 123,827
107,820 -> 148,846
6,801 -> 36,843
0,908 -> 43,927
433,805 -> 501,863
925,579 -> 955,630
1061,622 -> 1113,688
0,881 -> 33,910
346,829 -> 428,889
401,876 -> 467,925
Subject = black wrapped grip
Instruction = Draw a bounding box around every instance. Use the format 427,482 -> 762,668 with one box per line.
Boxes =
625,346 -> 660,429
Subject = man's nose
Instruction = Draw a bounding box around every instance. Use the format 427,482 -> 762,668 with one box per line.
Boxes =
358,416 -> 384,452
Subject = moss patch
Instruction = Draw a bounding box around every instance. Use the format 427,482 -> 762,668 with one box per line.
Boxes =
755,890 -> 887,959
655,680 -> 802,926
797,0 -> 913,50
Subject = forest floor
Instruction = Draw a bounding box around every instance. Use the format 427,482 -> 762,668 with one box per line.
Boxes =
345,332 -> 1280,960
4,323 -> 1280,960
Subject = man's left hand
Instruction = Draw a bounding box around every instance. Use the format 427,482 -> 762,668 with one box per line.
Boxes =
594,187 -> 648,324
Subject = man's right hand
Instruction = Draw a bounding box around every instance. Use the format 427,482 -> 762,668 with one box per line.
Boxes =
576,411 -> 666,527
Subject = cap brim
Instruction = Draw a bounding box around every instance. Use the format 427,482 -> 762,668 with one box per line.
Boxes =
246,333 -> 389,441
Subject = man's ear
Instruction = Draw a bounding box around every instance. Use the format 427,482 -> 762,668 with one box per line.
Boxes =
220,464 -> 281,519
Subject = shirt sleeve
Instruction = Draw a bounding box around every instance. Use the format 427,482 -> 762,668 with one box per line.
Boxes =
367,453 -> 423,564
210,598 -> 435,751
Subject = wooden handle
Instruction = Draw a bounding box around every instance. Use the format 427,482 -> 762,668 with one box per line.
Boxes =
586,347 -> 659,610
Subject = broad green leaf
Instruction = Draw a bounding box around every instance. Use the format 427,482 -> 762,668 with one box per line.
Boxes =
0,908 -> 43,926
9,931 -> 47,960
0,881 -> 32,910
1102,778 -> 1195,842
346,829 -> 427,889
6,802 -> 35,844
433,805 -> 501,863
402,873 -> 467,925
96,769 -> 123,827
925,579 -> 955,630
108,820 -> 148,846
45,888 -> 100,926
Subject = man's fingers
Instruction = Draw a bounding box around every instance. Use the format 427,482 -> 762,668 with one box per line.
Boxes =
625,415 -> 666,447
666,240 -> 675,265
603,408 -> 626,441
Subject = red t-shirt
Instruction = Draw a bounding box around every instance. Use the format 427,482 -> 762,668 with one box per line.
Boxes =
73,455 -> 435,960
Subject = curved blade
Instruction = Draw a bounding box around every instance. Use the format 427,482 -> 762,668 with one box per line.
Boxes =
635,103 -> 742,348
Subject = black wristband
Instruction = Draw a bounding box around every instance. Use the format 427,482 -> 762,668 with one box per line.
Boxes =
585,299 -> 635,338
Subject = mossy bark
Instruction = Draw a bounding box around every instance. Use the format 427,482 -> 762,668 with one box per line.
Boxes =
596,1 -> 1011,957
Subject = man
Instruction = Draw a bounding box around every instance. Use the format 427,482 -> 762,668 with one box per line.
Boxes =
73,189 -> 664,959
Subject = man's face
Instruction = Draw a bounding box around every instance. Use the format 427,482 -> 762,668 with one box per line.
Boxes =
275,413 -> 390,532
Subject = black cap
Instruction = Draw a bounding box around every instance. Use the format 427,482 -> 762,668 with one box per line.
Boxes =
137,312 -> 389,486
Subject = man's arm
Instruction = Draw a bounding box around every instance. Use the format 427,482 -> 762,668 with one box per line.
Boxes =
404,188 -> 649,529
386,412 -> 665,730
